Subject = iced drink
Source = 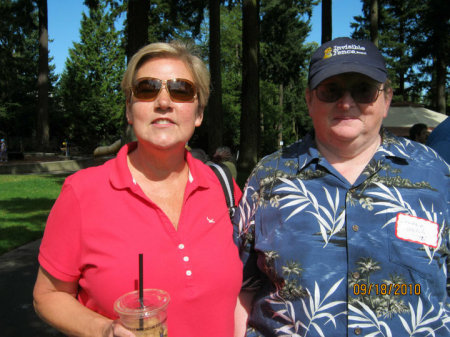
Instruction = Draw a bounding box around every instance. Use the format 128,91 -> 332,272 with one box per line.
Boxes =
114,289 -> 170,337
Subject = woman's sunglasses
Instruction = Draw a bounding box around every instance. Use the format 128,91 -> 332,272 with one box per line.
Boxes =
315,82 -> 384,104
131,77 -> 197,102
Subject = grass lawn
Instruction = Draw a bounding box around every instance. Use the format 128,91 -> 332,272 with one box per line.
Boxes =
0,174 -> 67,255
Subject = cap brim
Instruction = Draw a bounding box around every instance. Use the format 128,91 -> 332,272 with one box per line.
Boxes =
309,63 -> 387,89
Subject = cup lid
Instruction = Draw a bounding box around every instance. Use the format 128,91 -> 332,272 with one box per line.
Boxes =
114,289 -> 170,317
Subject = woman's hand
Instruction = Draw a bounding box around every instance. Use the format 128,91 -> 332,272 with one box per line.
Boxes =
34,266 -> 135,337
102,320 -> 136,337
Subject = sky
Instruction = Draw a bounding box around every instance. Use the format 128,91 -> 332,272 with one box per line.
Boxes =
48,0 -> 363,76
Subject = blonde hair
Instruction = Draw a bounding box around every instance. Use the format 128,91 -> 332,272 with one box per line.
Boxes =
121,41 -> 210,110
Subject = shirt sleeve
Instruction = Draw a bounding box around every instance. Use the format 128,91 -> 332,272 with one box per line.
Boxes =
232,179 -> 243,206
38,180 -> 82,282
233,173 -> 262,291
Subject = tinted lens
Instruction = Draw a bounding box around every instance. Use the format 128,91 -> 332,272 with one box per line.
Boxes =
167,79 -> 196,102
132,78 -> 161,100
316,82 -> 381,103
316,83 -> 343,102
351,82 -> 380,103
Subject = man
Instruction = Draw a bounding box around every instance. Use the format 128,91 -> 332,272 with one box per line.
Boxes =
426,117 -> 450,163
409,123 -> 428,144
234,37 -> 449,337
0,139 -> 7,162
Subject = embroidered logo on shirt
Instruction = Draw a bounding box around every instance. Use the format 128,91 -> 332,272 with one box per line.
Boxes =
395,213 -> 439,248
206,217 -> 215,224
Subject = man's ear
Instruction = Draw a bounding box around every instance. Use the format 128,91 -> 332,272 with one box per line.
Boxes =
382,87 -> 393,118
305,87 -> 313,117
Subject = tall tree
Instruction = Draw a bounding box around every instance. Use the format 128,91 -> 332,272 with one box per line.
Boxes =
259,0 -> 315,154
208,0 -> 223,154
239,0 -> 260,172
369,0 -> 378,46
321,0 -> 332,43
352,0 -> 448,112
37,0 -> 49,150
126,0 -> 149,61
0,0 -> 40,150
411,0 -> 449,113
57,1 -> 126,151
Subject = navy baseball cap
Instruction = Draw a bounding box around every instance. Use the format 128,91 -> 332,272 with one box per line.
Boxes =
308,37 -> 387,89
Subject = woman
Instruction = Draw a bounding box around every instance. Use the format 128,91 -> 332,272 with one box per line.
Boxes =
33,41 -> 243,337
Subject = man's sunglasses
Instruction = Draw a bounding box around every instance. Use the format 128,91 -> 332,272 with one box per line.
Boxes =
131,77 -> 197,102
315,82 -> 384,104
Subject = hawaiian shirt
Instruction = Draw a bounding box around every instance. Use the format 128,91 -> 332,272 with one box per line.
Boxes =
234,129 -> 450,337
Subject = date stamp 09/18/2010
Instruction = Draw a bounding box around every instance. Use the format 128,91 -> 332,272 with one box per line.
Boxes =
353,283 -> 421,296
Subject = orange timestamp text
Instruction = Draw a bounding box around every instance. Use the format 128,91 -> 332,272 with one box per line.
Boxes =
353,283 -> 421,296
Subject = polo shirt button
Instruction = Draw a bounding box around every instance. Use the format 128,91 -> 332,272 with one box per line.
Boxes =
186,270 -> 192,276
354,327 -> 362,335
352,272 -> 360,279
178,243 -> 185,249
352,225 -> 359,232
183,256 -> 189,262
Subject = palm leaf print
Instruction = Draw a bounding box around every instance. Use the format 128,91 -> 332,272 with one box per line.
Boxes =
267,278 -> 346,337
349,301 -> 393,337
398,297 -> 448,337
368,182 -> 445,264
236,185 -> 257,235
276,178 -> 345,247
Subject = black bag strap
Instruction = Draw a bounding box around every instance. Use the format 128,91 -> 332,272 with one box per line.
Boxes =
208,162 -> 236,217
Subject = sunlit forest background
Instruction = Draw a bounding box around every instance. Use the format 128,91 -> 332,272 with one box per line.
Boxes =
1,0 -> 448,170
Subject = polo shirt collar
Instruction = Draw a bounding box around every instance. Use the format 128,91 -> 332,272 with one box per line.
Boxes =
110,142 -> 137,190
109,142 -> 210,191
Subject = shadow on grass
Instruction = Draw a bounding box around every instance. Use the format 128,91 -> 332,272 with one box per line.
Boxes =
0,197 -> 55,214
0,197 -> 56,255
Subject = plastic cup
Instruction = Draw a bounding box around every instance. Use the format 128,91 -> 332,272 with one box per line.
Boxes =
114,289 -> 170,337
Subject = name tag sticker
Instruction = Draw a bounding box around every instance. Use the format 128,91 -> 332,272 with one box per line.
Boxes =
395,213 -> 439,248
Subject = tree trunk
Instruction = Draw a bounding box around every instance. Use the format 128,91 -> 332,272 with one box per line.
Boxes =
369,0 -> 379,46
37,0 -> 49,151
435,54 -> 446,114
208,0 -> 223,155
277,84 -> 283,149
126,0 -> 149,61
239,0 -> 260,172
125,0 -> 149,143
321,0 -> 332,43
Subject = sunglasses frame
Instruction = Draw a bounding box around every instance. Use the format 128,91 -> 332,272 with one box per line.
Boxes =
131,77 -> 197,103
315,82 -> 384,104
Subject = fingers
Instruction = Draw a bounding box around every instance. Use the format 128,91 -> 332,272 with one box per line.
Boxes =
104,320 -> 136,337
111,320 -> 136,337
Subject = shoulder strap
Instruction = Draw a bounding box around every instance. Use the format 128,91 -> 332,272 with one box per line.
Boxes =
208,162 -> 236,217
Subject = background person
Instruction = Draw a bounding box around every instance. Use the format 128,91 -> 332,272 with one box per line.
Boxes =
33,41 -> 242,337
409,122 -> 428,143
0,138 -> 7,162
426,117 -> 450,163
212,146 -> 237,179
234,37 -> 449,337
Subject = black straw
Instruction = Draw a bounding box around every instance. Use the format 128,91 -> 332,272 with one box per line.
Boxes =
139,253 -> 144,330
139,253 -> 144,306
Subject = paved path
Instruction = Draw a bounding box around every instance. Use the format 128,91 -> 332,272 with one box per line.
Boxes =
0,239 -> 64,336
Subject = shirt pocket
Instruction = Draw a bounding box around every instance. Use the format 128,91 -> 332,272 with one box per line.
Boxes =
387,211 -> 445,283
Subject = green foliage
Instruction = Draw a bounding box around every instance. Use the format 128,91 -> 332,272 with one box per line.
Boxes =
56,1 -> 126,152
147,0 -> 207,43
259,0 -> 315,155
0,0 -> 38,148
219,4 -> 243,152
351,0 -> 449,110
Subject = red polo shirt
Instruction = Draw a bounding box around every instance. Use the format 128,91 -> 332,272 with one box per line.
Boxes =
39,142 -> 243,337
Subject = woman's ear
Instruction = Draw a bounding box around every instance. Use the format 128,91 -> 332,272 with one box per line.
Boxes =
195,107 -> 204,127
125,102 -> 133,125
